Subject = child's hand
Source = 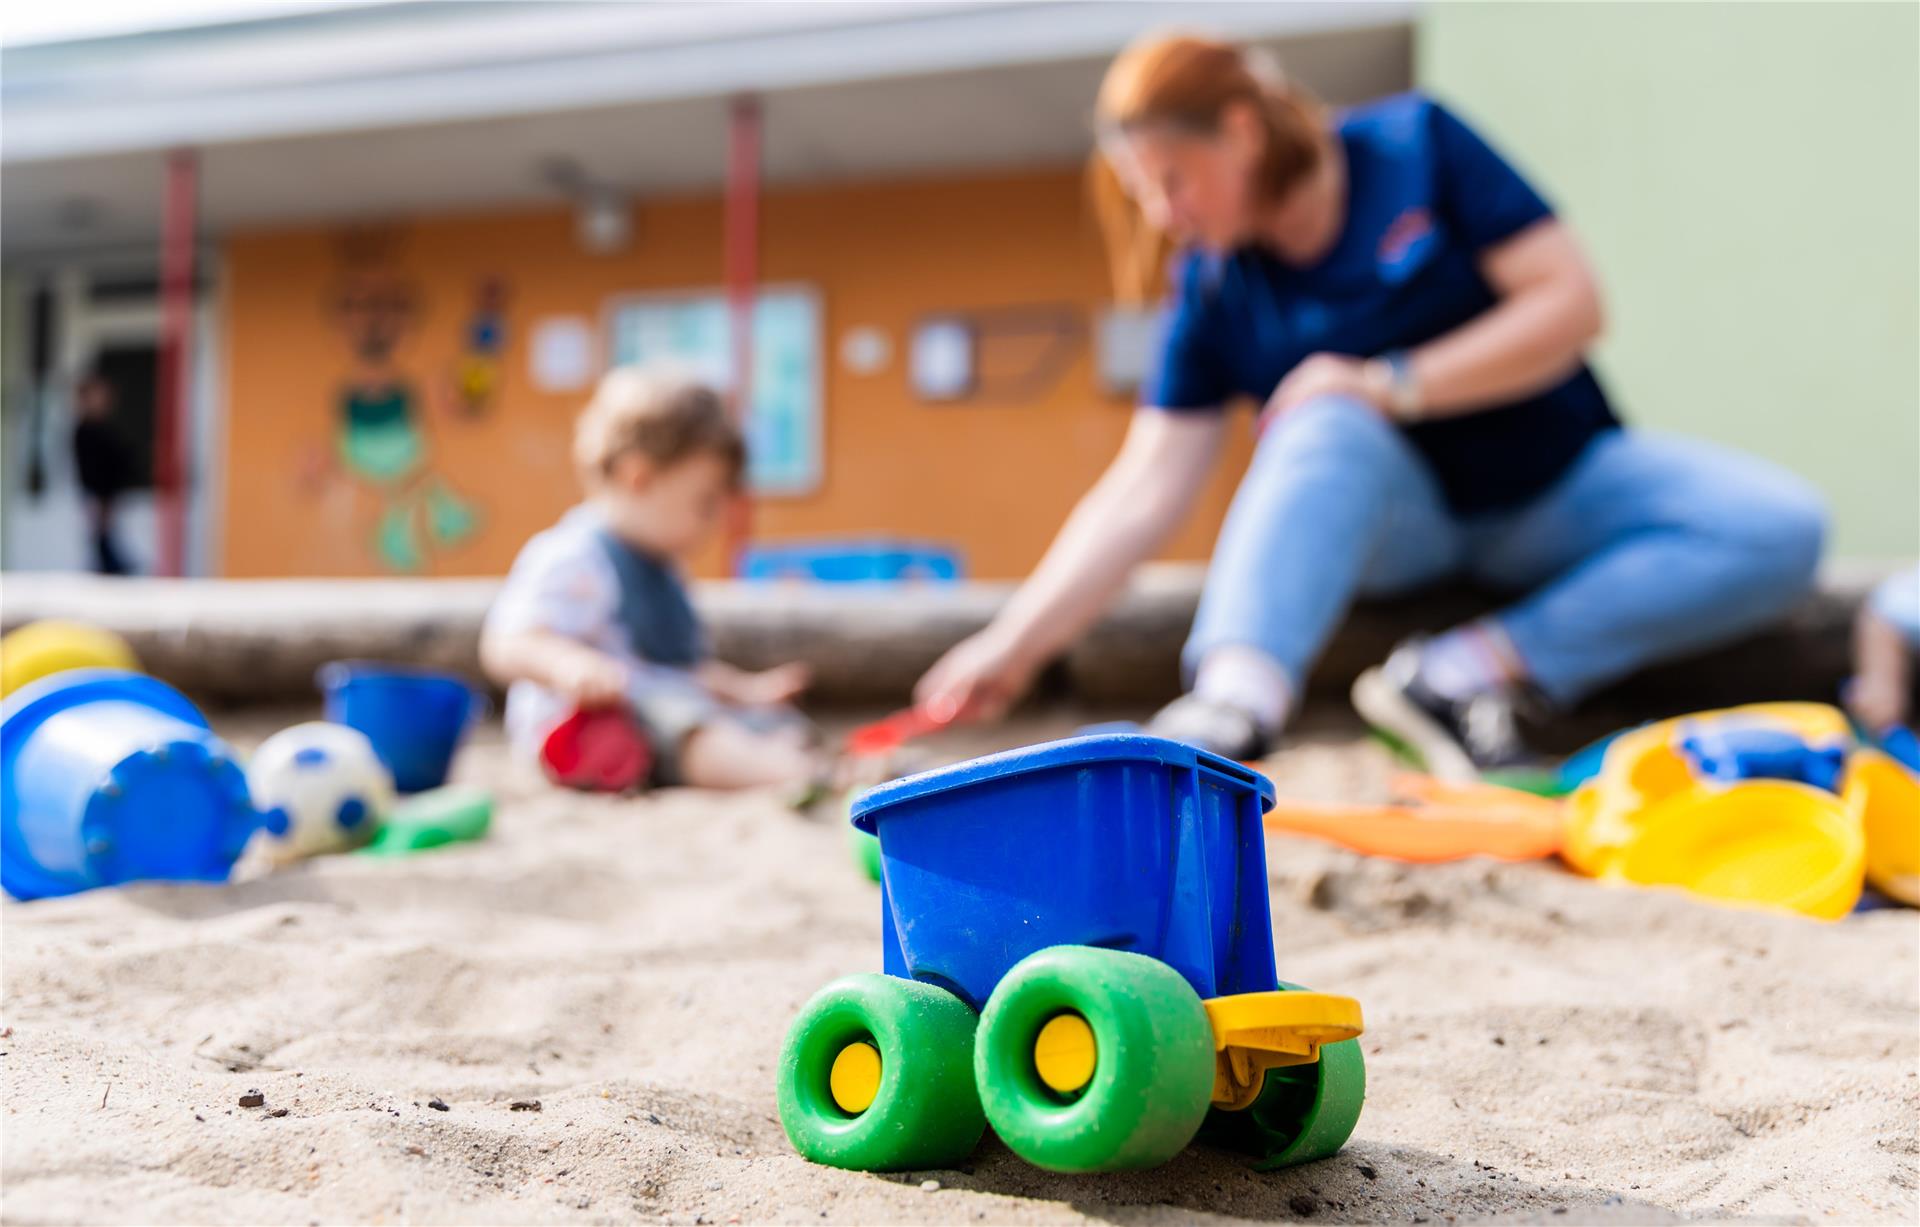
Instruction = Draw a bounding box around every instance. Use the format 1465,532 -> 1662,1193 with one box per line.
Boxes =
552,652 -> 631,708
1847,674 -> 1909,734
737,662 -> 812,707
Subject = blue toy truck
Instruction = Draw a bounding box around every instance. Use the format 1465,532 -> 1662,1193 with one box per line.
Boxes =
777,734 -> 1366,1173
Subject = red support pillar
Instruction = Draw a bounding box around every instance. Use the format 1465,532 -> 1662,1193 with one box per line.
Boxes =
723,95 -> 762,568
155,149 -> 198,578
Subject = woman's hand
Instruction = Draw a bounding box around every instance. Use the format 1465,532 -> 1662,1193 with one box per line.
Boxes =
910,410 -> 1228,727
1259,353 -> 1386,429
915,629 -> 1042,725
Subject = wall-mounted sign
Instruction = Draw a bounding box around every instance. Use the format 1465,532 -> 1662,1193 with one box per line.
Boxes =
910,306 -> 1083,404
529,315 -> 595,393
909,317 -> 974,401
1095,305 -> 1159,396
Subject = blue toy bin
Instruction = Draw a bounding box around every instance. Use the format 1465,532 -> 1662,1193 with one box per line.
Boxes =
739,540 -> 963,584
318,661 -> 486,793
2,670 -> 258,901
851,733 -> 1279,1011
1678,719 -> 1848,793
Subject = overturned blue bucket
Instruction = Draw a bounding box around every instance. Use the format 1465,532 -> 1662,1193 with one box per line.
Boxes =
318,662 -> 485,793
1,670 -> 260,901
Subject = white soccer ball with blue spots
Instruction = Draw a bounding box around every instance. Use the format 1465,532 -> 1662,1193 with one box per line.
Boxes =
246,722 -> 396,862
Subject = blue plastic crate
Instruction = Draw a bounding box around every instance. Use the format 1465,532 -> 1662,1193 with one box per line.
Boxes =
738,540 -> 963,583
851,733 -> 1279,1011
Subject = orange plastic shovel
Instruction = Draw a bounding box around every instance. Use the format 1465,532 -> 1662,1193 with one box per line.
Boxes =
1263,774 -> 1566,862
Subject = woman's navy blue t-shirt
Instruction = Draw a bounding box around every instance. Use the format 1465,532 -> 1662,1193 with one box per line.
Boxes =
1143,92 -> 1619,513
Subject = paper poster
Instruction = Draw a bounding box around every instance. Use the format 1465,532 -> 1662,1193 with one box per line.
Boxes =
606,288 -> 821,494
529,316 -> 595,393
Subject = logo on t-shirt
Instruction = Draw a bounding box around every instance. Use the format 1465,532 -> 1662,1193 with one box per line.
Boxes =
1378,207 -> 1436,266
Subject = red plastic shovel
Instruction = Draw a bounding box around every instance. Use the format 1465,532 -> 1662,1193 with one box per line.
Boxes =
846,704 -> 952,758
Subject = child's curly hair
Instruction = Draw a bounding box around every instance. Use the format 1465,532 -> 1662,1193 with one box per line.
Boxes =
572,364 -> 746,489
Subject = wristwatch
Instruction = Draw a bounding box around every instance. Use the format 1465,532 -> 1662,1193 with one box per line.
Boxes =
1368,350 -> 1424,421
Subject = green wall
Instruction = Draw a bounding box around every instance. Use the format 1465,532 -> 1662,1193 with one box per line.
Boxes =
1421,1 -> 1918,561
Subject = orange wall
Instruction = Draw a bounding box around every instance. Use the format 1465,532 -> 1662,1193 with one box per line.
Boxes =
220,166 -> 1256,579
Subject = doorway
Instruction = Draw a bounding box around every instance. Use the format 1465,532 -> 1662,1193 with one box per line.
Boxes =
1,264 -> 220,575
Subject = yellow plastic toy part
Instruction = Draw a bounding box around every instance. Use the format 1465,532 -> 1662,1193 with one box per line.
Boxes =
1562,702 -> 1852,878
828,1040 -> 882,1114
1850,749 -> 1920,906
0,620 -> 140,698
1032,1013 -> 1097,1094
1606,781 -> 1864,921
1204,991 -> 1364,1111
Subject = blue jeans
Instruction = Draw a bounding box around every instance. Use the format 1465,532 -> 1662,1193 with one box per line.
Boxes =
1185,395 -> 1827,705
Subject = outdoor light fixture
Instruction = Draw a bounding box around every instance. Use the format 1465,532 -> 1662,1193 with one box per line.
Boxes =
539,157 -> 632,255
576,190 -> 631,255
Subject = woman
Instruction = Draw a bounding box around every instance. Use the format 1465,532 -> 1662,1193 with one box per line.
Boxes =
917,34 -> 1826,776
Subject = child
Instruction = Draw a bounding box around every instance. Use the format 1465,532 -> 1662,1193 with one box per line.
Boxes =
1849,563 -> 1920,741
481,365 -> 817,790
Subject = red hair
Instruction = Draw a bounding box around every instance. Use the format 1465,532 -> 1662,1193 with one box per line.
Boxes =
1090,34 -> 1325,302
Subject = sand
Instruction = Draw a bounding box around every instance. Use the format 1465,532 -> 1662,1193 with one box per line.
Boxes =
3,706 -> 1916,1226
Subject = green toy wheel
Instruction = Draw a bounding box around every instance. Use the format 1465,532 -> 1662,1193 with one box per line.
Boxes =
975,945 -> 1215,1172
777,973 -> 985,1171
1200,983 -> 1367,1168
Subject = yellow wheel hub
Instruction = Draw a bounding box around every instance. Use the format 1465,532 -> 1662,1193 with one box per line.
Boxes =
828,1041 -> 882,1114
1033,1013 -> 1098,1094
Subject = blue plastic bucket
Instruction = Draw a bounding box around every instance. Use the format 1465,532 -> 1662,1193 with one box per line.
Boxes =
318,662 -> 485,793
851,733 -> 1278,1010
1,670 -> 259,901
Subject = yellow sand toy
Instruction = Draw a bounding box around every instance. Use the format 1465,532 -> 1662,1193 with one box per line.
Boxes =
1851,748 -> 1920,906
1565,703 -> 1914,920
0,621 -> 140,698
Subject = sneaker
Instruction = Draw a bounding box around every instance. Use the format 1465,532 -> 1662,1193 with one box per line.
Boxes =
1351,640 -> 1539,781
1147,693 -> 1272,761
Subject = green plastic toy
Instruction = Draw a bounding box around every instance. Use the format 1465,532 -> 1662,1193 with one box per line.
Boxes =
848,825 -> 882,882
359,786 -> 493,856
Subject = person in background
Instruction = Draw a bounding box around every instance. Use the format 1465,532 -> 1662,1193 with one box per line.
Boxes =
917,34 -> 1827,777
1848,564 -> 1920,740
480,365 -> 817,790
71,373 -> 135,575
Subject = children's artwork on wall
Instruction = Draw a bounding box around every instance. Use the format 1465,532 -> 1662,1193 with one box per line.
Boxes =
909,305 -> 1083,404
606,286 -> 822,495
447,276 -> 510,417
317,227 -> 482,573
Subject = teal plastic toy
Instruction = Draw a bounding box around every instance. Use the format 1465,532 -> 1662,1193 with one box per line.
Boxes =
778,734 -> 1366,1174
